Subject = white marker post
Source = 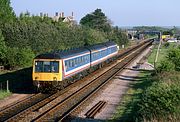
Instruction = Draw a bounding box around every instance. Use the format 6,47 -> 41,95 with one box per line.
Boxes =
7,80 -> 9,92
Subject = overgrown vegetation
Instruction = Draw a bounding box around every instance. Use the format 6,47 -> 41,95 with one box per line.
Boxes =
0,1 -> 128,69
137,44 -> 180,121
137,72 -> 180,121
112,43 -> 180,122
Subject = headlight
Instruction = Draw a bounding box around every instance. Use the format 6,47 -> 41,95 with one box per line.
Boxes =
53,77 -> 57,81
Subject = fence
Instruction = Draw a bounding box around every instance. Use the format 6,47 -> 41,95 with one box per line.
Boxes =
0,80 -> 9,92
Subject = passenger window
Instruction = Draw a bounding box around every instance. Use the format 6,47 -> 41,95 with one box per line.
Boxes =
65,61 -> 68,70
70,60 -> 72,67
78,57 -> 81,64
68,61 -> 70,68
74,59 -> 77,66
82,57 -> 83,62
72,60 -> 75,67
82,56 -> 85,62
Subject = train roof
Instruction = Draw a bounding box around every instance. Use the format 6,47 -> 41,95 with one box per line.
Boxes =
87,43 -> 107,51
34,48 -> 89,59
34,41 -> 117,59
103,41 -> 117,47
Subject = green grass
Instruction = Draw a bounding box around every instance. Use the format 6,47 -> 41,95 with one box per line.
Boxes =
0,90 -> 11,100
109,70 -> 153,122
148,42 -> 177,67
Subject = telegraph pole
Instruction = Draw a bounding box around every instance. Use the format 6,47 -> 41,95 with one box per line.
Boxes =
154,36 -> 162,72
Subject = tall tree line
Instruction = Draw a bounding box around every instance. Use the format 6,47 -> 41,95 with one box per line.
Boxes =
0,1 -> 128,69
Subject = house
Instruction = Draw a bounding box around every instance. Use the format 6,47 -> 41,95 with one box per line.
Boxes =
53,12 -> 76,25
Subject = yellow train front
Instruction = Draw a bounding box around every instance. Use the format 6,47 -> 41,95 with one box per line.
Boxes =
32,58 -> 63,91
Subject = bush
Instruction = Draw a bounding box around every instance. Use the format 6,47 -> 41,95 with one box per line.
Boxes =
164,42 -> 170,48
167,48 -> 180,71
137,72 -> 180,121
157,59 -> 175,72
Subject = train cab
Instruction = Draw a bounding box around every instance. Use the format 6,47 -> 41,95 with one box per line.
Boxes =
32,53 -> 63,88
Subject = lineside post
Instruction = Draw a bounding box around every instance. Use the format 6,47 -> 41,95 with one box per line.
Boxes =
7,80 -> 9,92
154,39 -> 162,72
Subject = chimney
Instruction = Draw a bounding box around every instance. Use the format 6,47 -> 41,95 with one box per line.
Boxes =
59,12 -> 62,17
55,12 -> 58,16
72,12 -> 74,17
40,12 -> 43,17
62,12 -> 64,18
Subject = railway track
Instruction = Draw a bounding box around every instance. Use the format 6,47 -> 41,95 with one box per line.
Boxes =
0,93 -> 51,121
0,94 -> 36,112
0,40 -> 153,122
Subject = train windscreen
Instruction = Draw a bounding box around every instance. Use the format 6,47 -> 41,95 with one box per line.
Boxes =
35,61 -> 59,73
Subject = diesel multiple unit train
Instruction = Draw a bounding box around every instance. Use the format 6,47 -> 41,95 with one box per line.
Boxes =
32,41 -> 119,91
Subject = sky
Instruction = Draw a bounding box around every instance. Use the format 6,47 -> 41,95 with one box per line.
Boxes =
11,0 -> 180,27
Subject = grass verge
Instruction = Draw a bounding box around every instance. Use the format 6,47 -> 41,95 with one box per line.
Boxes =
0,90 -> 11,100
110,70 -> 153,122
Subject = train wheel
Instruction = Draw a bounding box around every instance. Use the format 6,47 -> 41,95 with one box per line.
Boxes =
57,81 -> 64,90
63,80 -> 69,88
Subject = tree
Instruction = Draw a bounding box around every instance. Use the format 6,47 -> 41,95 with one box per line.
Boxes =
0,29 -> 7,64
162,31 -> 173,36
82,27 -> 106,46
0,0 -> 15,25
5,47 -> 35,68
80,9 -> 111,33
108,26 -> 129,46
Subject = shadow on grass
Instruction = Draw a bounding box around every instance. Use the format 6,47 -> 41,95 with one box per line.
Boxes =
124,67 -> 154,72
67,117 -> 140,122
65,116 -> 106,122
110,70 -> 154,122
0,67 -> 35,94
65,116 -> 123,122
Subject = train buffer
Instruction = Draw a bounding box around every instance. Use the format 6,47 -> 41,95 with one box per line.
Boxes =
85,101 -> 107,118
